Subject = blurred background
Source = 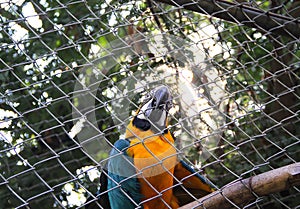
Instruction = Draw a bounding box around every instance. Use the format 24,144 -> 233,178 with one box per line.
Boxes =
0,0 -> 299,208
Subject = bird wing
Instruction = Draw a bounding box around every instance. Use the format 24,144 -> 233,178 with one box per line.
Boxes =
107,139 -> 143,209
85,165 -> 111,209
173,160 -> 216,206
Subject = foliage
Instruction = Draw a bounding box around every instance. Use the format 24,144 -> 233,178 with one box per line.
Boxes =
0,0 -> 299,208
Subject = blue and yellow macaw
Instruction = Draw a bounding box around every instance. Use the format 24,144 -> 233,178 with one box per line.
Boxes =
97,86 -> 215,209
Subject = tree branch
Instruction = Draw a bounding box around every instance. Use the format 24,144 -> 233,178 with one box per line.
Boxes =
179,163 -> 300,209
154,0 -> 300,38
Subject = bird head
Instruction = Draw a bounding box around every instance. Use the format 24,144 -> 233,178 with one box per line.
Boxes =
133,85 -> 173,134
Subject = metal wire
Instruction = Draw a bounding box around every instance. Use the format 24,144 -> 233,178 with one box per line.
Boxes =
0,0 -> 299,208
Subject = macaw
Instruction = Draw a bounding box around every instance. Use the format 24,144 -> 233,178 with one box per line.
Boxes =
94,85 -> 215,209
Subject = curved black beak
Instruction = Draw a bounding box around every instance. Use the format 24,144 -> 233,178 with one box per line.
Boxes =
152,85 -> 172,110
135,85 -> 173,133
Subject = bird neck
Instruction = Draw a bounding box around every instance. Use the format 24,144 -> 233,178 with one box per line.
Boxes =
125,119 -> 174,144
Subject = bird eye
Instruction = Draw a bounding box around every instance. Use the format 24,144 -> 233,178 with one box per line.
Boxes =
152,98 -> 157,107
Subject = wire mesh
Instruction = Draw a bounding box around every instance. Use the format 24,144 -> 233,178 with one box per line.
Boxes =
0,0 -> 299,208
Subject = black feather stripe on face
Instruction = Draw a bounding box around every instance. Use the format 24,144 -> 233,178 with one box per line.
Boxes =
132,116 -> 151,131
134,86 -> 173,133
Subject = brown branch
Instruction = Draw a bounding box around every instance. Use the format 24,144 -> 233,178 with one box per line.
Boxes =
154,0 -> 300,38
179,162 -> 300,209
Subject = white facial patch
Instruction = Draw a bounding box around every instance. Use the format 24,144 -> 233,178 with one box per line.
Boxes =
137,99 -> 153,120
137,100 -> 168,132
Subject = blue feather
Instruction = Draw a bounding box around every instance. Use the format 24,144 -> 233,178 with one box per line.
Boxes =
179,160 -> 216,189
107,139 -> 143,209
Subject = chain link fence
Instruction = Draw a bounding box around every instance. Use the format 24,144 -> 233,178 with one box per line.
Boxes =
0,0 -> 299,208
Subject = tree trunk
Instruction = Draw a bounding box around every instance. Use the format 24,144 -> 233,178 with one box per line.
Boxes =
264,0 -> 300,134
